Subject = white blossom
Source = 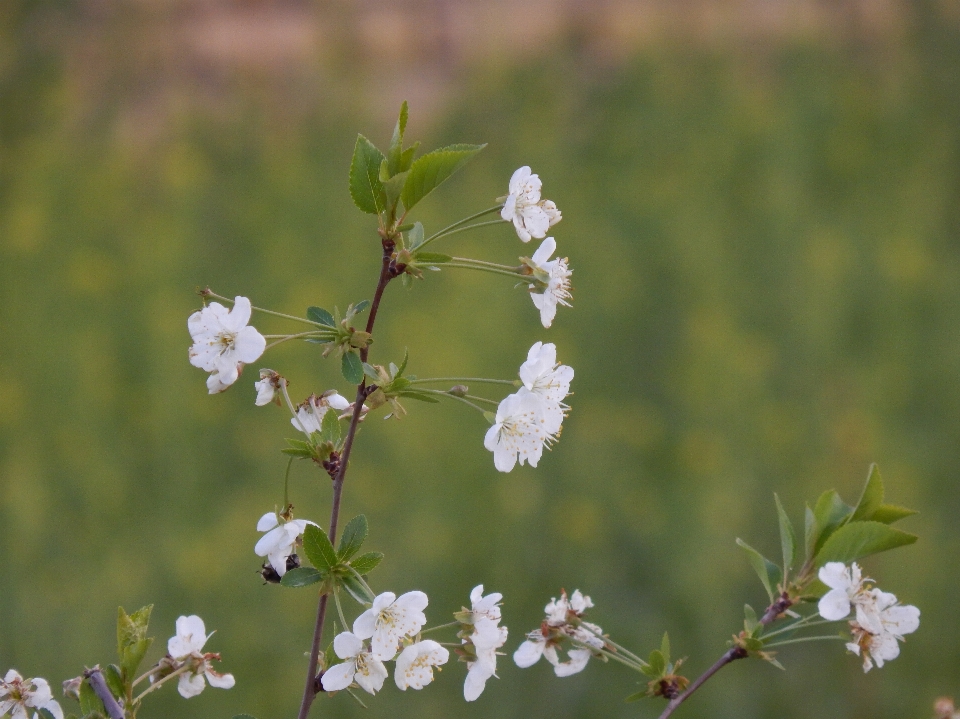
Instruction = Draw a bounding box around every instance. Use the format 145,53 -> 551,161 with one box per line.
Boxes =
394,640 -> 449,691
518,342 -> 573,434
0,671 -> 63,719
166,615 -> 235,698
291,392 -> 351,436
353,591 -> 429,661
846,589 -> 920,672
321,632 -> 388,694
817,562 -> 885,631
254,512 -> 316,577
464,618 -> 508,701
513,589 -> 603,677
524,237 -> 572,328
188,297 -> 266,393
501,166 -> 561,242
484,389 -> 553,473
468,585 -> 503,624
254,369 -> 282,406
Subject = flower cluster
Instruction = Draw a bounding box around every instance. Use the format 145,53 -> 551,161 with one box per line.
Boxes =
501,166 -> 562,243
291,392 -> 351,435
485,342 -> 573,472
188,296 -> 266,393
818,562 -> 920,672
514,590 -> 606,677
458,585 -> 509,701
160,615 -> 235,698
0,670 -> 63,719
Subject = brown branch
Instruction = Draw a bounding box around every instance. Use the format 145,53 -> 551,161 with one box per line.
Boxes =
84,667 -> 125,719
296,238 -> 396,719
657,593 -> 793,719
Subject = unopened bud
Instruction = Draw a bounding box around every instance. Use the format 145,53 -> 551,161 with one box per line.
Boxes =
62,676 -> 83,701
349,331 -> 372,349
448,385 -> 469,397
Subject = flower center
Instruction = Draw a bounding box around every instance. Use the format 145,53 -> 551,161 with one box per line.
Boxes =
215,331 -> 237,354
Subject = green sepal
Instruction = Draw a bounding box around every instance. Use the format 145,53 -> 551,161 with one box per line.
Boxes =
337,515 -> 368,561
736,538 -> 782,601
815,520 -> 918,565
340,573 -> 375,604
349,551 -> 383,575
342,351 -> 364,385
103,665 -> 124,700
850,463 -> 885,522
79,680 -> 105,716
400,143 -> 485,211
307,306 -> 336,327
406,222 -> 425,250
303,524 -> 338,572
774,494 -> 796,575
349,134 -> 386,214
320,409 -> 341,446
280,567 -> 323,588
412,251 -> 451,265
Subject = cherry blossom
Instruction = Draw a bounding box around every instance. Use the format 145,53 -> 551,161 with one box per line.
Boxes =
501,166 -> 561,242
0,671 -> 63,719
166,615 -> 235,698
254,512 -> 316,578
518,341 -> 573,434
484,389 -> 553,472
353,591 -> 429,661
291,392 -> 351,436
845,589 -> 920,672
523,237 -> 572,328
188,296 -> 266,393
254,369 -> 282,406
321,632 -> 389,695
394,640 -> 449,690
460,586 -> 508,701
514,590 -> 604,677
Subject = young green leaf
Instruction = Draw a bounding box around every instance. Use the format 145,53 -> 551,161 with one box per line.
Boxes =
660,632 -> 671,664
736,538 -> 782,601
811,490 -> 853,555
400,390 -> 440,403
412,251 -> 452,265
349,551 -> 384,575
804,503 -> 817,561
307,306 -> 336,327
342,351 -> 364,385
387,101 -> 409,176
850,463 -> 884,522
646,650 -> 666,677
349,135 -> 386,214
383,171 -> 409,216
340,573 -> 375,604
37,710 -> 59,719
337,515 -> 369,561
815,520 -> 918,565
397,347 -> 409,375
79,681 -> 105,716
400,144 -> 486,212
320,409 -> 341,446
406,222 -> 425,250
871,504 -> 918,524
303,524 -> 338,572
103,665 -> 124,700
352,300 -> 371,315
743,604 -> 758,633
280,567 -> 323,588
774,494 -> 796,576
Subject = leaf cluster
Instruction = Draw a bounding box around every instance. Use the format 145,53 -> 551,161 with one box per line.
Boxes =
303,302 -> 372,384
280,516 -> 383,605
361,349 -> 438,419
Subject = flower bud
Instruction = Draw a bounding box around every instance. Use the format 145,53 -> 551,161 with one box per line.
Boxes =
448,385 -> 469,397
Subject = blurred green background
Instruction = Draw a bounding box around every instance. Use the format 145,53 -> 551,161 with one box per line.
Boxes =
2,1 -> 960,717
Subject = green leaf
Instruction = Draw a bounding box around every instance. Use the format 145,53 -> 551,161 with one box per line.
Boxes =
337,515 -> 368,561
117,604 -> 153,681
38,709 -> 59,719
871,504 -> 918,524
320,408 -> 341,446
349,551 -> 383,575
851,463 -> 885,522
349,134 -> 386,214
303,524 -> 338,572
646,650 -> 666,677
811,490 -> 854,555
400,391 -> 440,403
399,144 -> 419,173
774,494 -> 796,575
412,251 -> 452,264
400,143 -> 485,211
352,299 -> 371,315
103,665 -> 124,700
281,447 -> 314,458
406,222 -> 425,250
280,567 -> 323,588
660,632 -> 671,664
307,306 -> 336,327
804,503 -> 817,561
387,101 -> 409,176
815,520 -> 918,565
624,691 -> 647,702
120,639 -> 152,682
744,604 -> 758,633
383,171 -> 409,215
342,351 -> 364,385
736,538 -> 782,601
79,680 -> 104,716
397,347 -> 409,375
340,573 -> 374,604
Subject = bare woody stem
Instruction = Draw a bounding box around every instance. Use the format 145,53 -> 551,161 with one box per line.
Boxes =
297,237 -> 397,719
84,667 -> 125,719
656,593 -> 793,719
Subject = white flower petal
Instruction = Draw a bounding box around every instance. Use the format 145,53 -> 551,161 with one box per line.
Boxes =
320,661 -> 356,692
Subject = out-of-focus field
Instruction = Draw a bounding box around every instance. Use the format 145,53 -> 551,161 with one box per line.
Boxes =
2,1 -> 959,717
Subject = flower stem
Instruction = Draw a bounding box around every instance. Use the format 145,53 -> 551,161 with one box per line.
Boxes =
333,588 -> 350,634
443,262 -> 528,282
463,394 -> 500,407
408,377 -> 519,387
265,331 -> 335,351
765,635 -> 844,648
450,256 -> 521,271
417,205 -> 504,250
131,664 -> 192,704
574,624 -> 647,666
420,621 -> 462,636
205,292 -> 334,329
760,616 -> 833,640
297,238 -> 397,719
416,388 -> 491,415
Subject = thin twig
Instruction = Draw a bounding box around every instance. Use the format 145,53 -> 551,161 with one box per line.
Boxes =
84,668 -> 125,719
